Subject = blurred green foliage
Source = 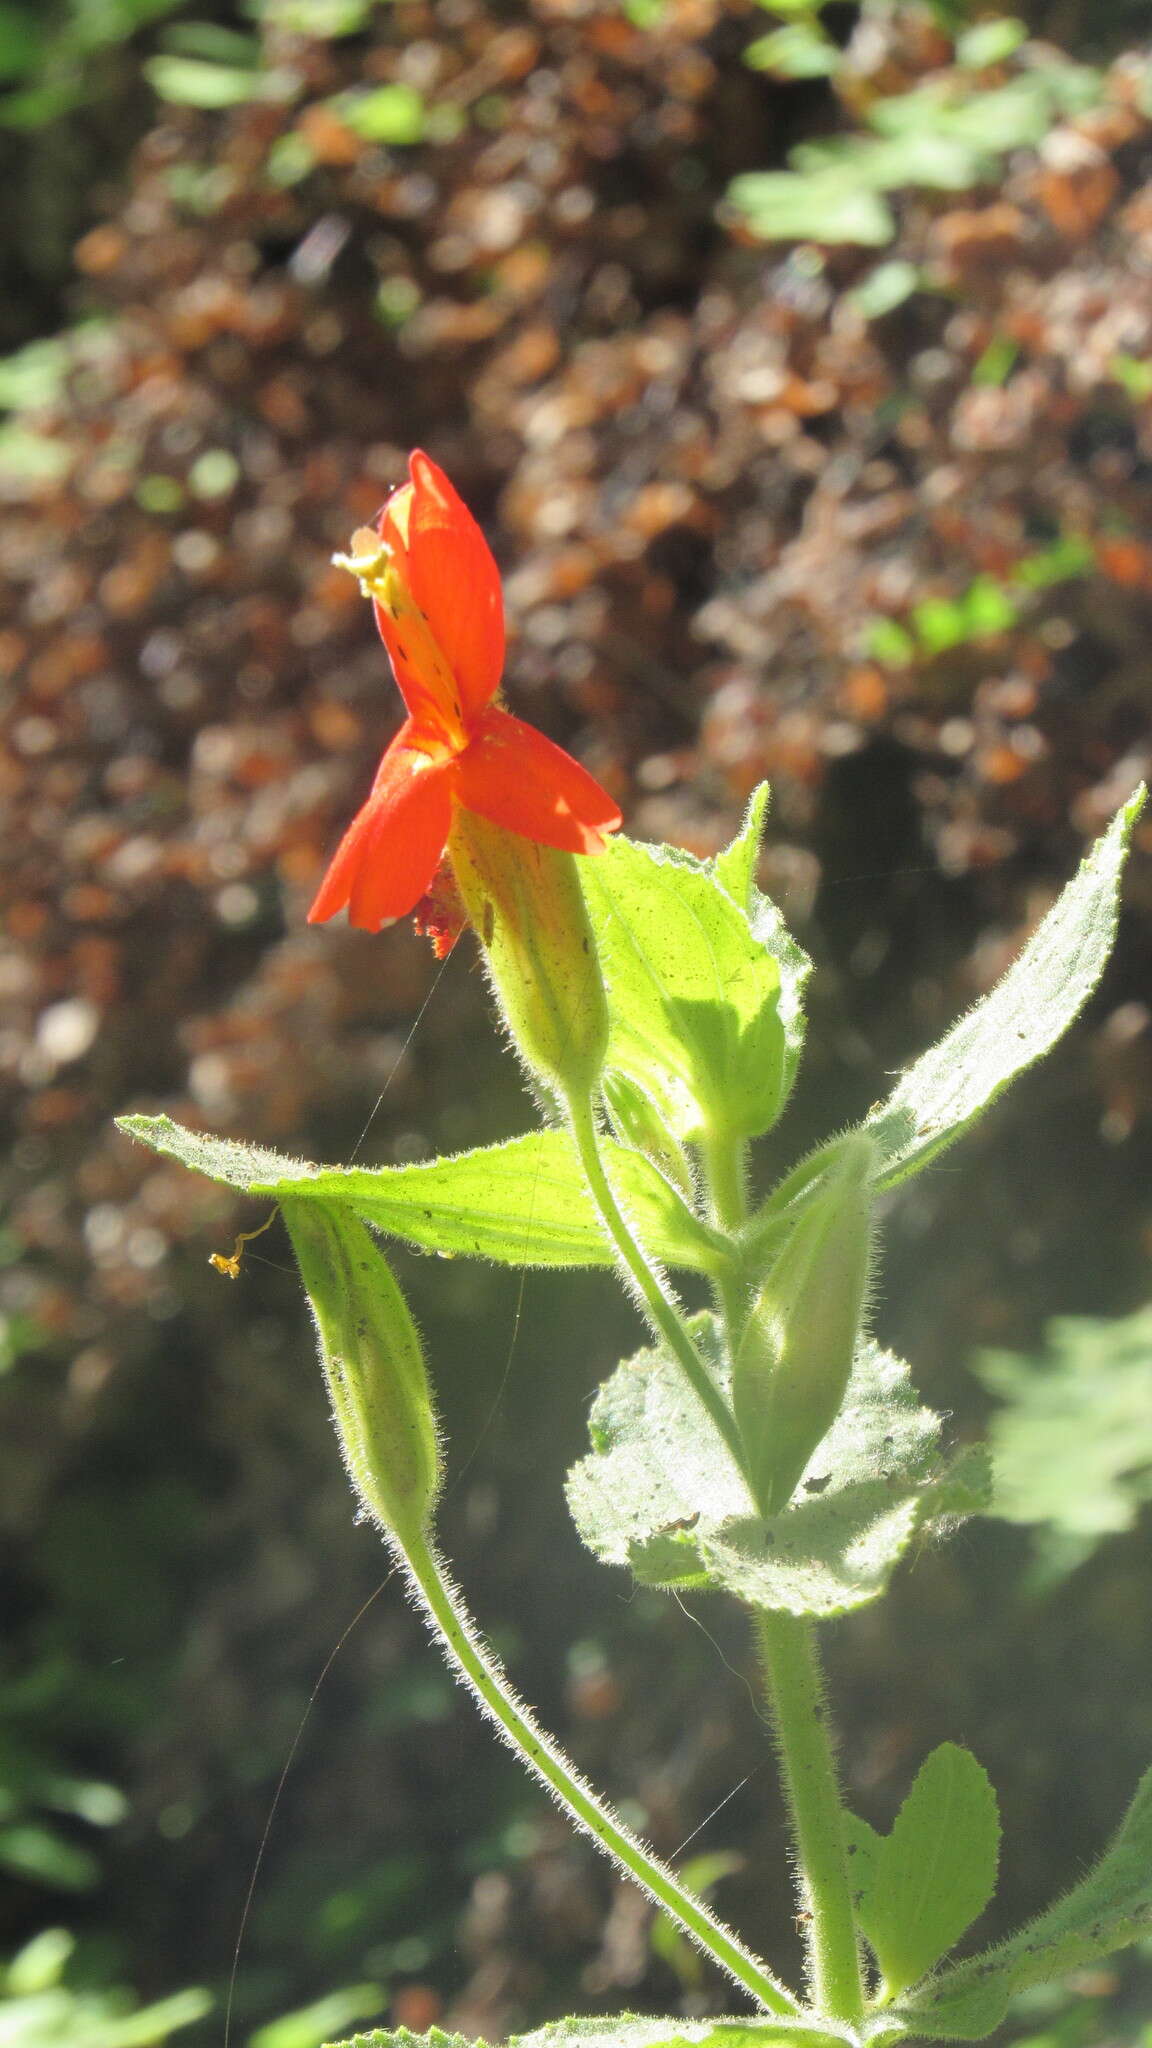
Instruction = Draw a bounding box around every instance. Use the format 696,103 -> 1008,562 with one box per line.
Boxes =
0,1927 -> 208,2046
979,1307 -> 1152,1583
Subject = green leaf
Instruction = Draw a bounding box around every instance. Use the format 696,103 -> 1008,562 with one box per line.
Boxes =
727,170 -> 895,247
976,1306 -> 1152,1572
116,1116 -> 723,1274
744,24 -> 840,78
327,2032 -> 483,2048
868,78 -> 1053,152
849,260 -> 919,320
332,2024 -> 854,2048
709,787 -> 811,1111
955,17 -> 1027,68
855,1744 -> 999,1997
250,1985 -> 383,2048
566,1322 -> 988,1618
144,55 -> 262,106
867,788 -> 1146,1187
896,1763 -> 1152,2038
338,83 -> 426,144
581,835 -> 788,1144
712,784 -> 770,912
510,2021 -> 854,2048
0,1822 -> 98,1890
844,1813 -> 882,1913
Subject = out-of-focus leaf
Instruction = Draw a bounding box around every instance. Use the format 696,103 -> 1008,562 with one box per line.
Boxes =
955,17 -> 1028,68
849,260 -> 919,319
977,1306 -> 1152,1571
249,1983 -> 384,2048
744,24 -> 839,78
338,84 -> 426,144
728,170 -> 895,247
0,1822 -> 99,1889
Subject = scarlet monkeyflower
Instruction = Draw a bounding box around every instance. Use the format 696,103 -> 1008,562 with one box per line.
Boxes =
308,451 -> 621,940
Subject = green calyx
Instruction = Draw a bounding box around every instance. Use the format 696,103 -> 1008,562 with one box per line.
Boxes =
281,1197 -> 442,1547
733,1134 -> 877,1519
448,809 -> 609,1102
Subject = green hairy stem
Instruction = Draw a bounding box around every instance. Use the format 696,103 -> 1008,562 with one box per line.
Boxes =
566,1094 -> 749,1471
400,1526 -> 799,2017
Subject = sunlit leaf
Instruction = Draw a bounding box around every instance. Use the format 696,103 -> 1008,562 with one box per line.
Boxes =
567,1322 -> 987,1618
117,1115 -> 725,1274
727,170 -> 895,247
896,1764 -> 1152,2037
581,834 -> 788,1144
855,1744 -> 999,1996
867,789 -> 1146,1187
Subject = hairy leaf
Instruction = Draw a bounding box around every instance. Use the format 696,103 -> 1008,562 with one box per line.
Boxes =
895,1764 -> 1152,2038
581,833 -> 788,1143
329,2024 -> 856,2048
867,788 -> 1145,1187
566,1322 -> 988,1618
855,1744 -> 999,1997
117,1115 -> 723,1273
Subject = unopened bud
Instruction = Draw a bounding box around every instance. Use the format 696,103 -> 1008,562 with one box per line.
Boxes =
733,1133 -> 877,1518
282,1198 -> 441,1545
449,808 -> 608,1102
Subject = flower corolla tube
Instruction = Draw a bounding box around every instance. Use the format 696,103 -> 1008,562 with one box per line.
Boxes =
308,451 -> 621,945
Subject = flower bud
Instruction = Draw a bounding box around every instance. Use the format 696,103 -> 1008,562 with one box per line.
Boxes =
448,807 -> 609,1103
281,1197 -> 441,1545
733,1133 -> 877,1518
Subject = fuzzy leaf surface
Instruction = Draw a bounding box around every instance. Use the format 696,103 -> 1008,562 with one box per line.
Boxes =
512,2020 -> 854,2048
581,832 -> 789,1143
895,1763 -> 1152,2037
566,1322 -> 988,1618
855,1744 -> 999,1997
117,1115 -> 721,1273
867,787 -> 1145,1188
329,2025 -> 857,2048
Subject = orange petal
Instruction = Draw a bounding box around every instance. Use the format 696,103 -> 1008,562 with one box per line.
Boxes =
455,706 -> 622,854
308,729 -> 457,931
376,451 -> 504,726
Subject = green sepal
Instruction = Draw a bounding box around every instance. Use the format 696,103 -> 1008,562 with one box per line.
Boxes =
281,1198 -> 441,1546
893,1761 -> 1152,2039
116,1116 -> 725,1275
566,1320 -> 989,1618
853,1744 -> 1000,1999
733,1134 -> 876,1516
580,824 -> 791,1145
449,812 -> 609,1102
867,787 -> 1146,1188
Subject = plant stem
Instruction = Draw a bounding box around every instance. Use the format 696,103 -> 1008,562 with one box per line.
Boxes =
566,1095 -> 747,1470
701,1126 -> 749,1234
701,1125 -> 753,1344
755,1611 -> 864,2026
401,1525 -> 799,2015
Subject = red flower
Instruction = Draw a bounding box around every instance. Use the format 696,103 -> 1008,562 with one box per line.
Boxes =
308,451 -> 621,935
